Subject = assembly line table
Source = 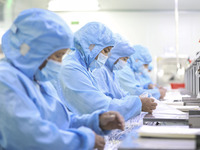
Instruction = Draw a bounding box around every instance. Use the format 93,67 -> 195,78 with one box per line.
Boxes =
105,89 -> 200,150
118,132 -> 196,150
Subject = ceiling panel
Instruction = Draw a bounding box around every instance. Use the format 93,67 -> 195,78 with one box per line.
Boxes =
179,0 -> 200,11
98,0 -> 200,11
2,0 -> 200,18
9,0 -> 200,12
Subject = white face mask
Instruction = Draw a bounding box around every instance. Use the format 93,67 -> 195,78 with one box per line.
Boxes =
90,52 -> 108,71
35,59 -> 61,81
113,59 -> 127,70
143,68 -> 149,75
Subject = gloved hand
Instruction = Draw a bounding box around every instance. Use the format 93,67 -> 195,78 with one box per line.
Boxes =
99,111 -> 125,131
94,133 -> 105,150
140,97 -> 157,113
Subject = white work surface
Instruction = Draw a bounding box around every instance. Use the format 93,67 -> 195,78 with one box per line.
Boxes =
162,89 -> 200,111
105,90 -> 200,150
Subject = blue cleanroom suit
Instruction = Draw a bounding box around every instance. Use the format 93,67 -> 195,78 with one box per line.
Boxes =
92,42 -> 142,118
0,9 -> 107,150
115,45 -> 161,99
58,22 -> 141,121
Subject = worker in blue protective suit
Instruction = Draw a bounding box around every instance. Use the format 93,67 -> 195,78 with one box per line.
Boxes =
139,65 -> 154,89
139,62 -> 157,90
0,9 -> 125,150
132,45 -> 166,97
58,22 -> 150,121
131,45 -> 153,89
92,41 -> 157,114
115,45 -> 166,99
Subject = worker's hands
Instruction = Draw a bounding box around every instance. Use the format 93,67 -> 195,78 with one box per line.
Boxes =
159,87 -> 167,99
94,133 -> 105,150
148,84 -> 156,89
140,97 -> 157,113
99,111 -> 125,131
95,111 -> 125,150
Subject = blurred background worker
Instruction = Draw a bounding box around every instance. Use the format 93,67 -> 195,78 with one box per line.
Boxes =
92,40 -> 157,116
133,45 -> 167,97
115,45 -> 166,99
0,8 -> 125,150
132,45 -> 153,89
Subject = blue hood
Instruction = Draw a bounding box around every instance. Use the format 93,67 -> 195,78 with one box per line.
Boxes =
105,41 -> 135,71
74,22 -> 116,68
131,45 -> 152,64
1,8 -> 73,80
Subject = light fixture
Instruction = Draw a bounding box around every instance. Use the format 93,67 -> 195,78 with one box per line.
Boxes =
48,0 -> 99,11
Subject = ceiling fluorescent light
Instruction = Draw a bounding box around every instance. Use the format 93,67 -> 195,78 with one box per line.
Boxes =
48,0 -> 99,11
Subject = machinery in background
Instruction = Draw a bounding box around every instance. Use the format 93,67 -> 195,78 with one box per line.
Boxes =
156,56 -> 188,88
185,53 -> 200,97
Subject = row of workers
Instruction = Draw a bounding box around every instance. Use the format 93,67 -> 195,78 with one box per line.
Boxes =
0,8 -> 166,150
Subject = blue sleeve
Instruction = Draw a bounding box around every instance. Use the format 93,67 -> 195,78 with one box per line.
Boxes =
141,75 -> 153,89
109,95 -> 142,121
115,66 -> 160,100
149,88 -> 161,99
59,64 -> 141,121
0,82 -> 95,150
69,109 -> 111,135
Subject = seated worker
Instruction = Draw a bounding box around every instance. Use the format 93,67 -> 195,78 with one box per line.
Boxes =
0,9 -> 125,150
139,68 -> 154,89
138,61 -> 153,88
132,45 -> 154,89
58,22 -> 153,121
142,63 -> 167,95
115,45 -> 166,99
92,41 -> 157,115
132,45 -> 167,95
